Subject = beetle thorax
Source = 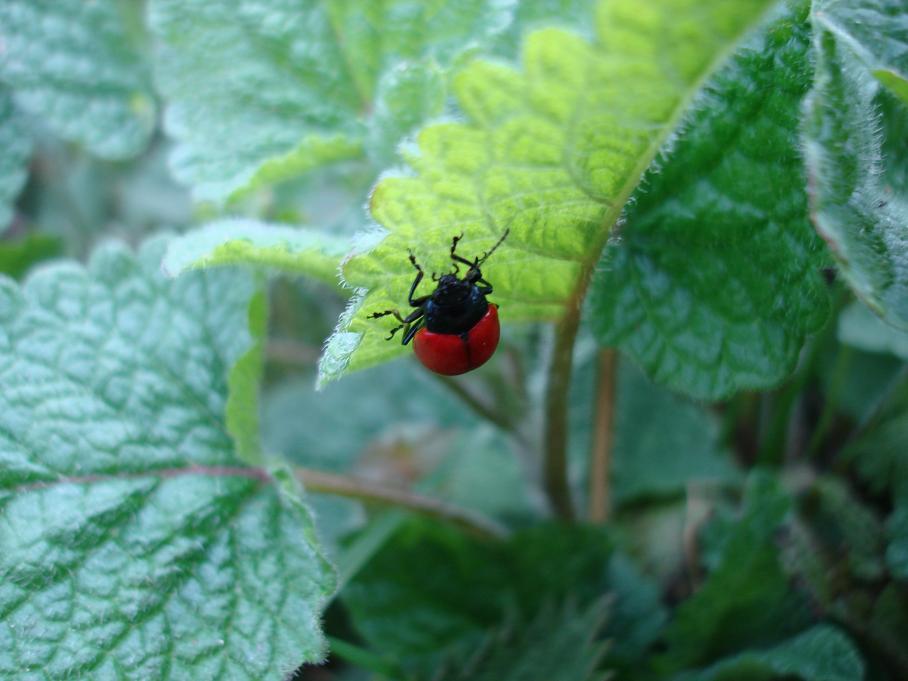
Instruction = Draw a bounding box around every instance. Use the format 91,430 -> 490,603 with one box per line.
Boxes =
424,275 -> 488,335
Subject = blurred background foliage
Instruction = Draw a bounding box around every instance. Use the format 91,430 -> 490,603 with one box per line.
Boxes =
2,0 -> 908,680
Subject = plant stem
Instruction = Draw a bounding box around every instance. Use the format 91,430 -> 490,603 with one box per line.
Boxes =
433,374 -> 513,432
294,467 -> 509,540
588,348 -> 617,522
542,305 -> 581,520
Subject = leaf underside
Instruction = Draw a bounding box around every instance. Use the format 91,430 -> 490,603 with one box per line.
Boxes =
320,0 -> 777,385
0,240 -> 334,680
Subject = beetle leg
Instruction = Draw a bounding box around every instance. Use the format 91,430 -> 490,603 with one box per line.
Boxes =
474,277 -> 493,295
406,252 -> 428,306
371,307 -> 424,342
450,232 -> 478,271
401,317 -> 425,345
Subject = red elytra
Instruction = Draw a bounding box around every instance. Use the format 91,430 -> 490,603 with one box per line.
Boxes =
413,304 -> 500,376
368,230 -> 510,375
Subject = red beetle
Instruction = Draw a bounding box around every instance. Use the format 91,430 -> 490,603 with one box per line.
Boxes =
369,230 -> 509,375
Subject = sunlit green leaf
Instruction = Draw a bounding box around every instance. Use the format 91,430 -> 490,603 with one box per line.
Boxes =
0,238 -> 334,679
321,0 -> 778,385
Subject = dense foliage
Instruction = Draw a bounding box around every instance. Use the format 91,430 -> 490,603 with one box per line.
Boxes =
1,0 -> 907,679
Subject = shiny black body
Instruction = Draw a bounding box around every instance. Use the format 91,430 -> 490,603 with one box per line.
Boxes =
424,275 -> 489,335
368,230 -> 508,344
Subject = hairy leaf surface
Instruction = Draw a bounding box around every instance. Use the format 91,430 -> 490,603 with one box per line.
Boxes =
815,0 -> 908,103
322,0 -> 777,384
589,2 -> 830,399
149,0 -> 515,201
163,219 -> 350,287
0,239 -> 334,680
0,0 -> 154,159
804,0 -> 908,329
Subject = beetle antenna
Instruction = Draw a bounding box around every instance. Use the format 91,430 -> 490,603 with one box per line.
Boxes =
407,250 -> 424,274
476,228 -> 510,267
450,232 -> 465,260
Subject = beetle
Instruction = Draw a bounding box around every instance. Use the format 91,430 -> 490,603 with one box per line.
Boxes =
368,229 -> 509,375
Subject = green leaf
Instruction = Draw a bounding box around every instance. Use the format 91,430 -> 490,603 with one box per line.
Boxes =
343,521 -> 664,676
162,219 -> 350,287
675,626 -> 864,681
436,600 -> 611,681
813,0 -> 908,103
799,477 -> 887,582
611,362 -> 741,506
365,60 -> 447,166
0,90 -> 31,231
590,1 -> 830,400
804,1 -> 908,330
0,239 -> 334,679
322,0 -> 779,385
0,0 -> 155,159
148,0 -> 515,202
0,234 -> 61,280
887,499 -> 908,581
843,377 -> 908,498
839,301 -> 908,359
661,473 -> 811,671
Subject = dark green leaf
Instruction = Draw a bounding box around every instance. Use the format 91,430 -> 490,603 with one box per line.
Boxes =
0,233 -> 61,280
675,626 -> 864,681
887,499 -> 908,581
436,599 -> 610,681
661,473 -> 811,671
590,1 -> 830,399
342,521 -> 663,676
